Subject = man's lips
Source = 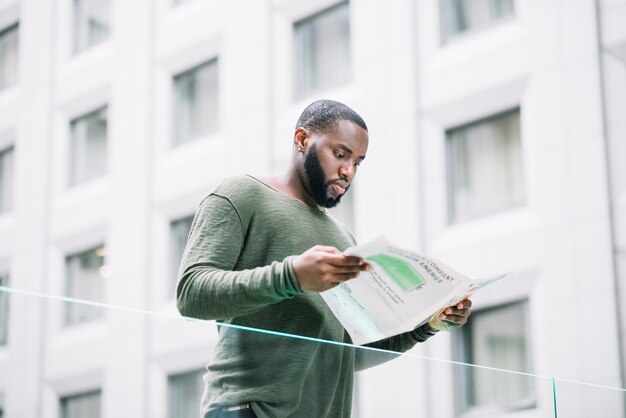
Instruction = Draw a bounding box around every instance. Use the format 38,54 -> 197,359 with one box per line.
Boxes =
329,181 -> 348,195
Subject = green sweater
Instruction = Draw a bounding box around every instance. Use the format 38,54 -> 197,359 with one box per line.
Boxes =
177,175 -> 435,418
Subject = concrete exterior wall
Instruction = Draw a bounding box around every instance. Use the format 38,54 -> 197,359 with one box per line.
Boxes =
0,0 -> 624,416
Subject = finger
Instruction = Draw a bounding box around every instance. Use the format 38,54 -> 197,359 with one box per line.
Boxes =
440,314 -> 468,324
324,265 -> 361,277
444,307 -> 471,317
334,261 -> 371,271
323,253 -> 365,267
446,300 -> 472,313
327,263 -> 366,274
314,246 -> 341,254
334,271 -> 362,281
441,309 -> 471,322
320,282 -> 339,292
345,255 -> 366,265
456,299 -> 472,309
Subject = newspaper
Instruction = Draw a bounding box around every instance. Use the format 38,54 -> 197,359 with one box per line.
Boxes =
320,236 -> 508,345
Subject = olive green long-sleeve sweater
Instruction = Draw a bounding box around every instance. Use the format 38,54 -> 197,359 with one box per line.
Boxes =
176,175 -> 435,418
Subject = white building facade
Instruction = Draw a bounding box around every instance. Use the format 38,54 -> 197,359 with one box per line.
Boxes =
0,0 -> 625,417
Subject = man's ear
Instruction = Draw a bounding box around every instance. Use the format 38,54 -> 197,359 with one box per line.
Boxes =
294,127 -> 309,153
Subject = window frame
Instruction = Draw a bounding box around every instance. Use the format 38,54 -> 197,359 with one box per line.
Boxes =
169,214 -> 195,297
60,389 -> 102,418
171,57 -> 219,147
68,106 -> 108,187
292,1 -> 352,99
452,299 -> 536,415
0,269 -> 9,345
0,144 -> 15,214
0,22 -> 19,91
439,0 -> 516,44
72,0 -> 111,54
64,244 -> 107,327
167,368 -> 206,418
445,107 -> 525,224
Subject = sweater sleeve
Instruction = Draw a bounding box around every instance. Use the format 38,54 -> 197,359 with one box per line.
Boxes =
354,324 -> 438,371
176,194 -> 303,320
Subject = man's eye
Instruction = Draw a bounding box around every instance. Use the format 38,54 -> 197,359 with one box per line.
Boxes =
354,161 -> 361,167
334,151 -> 345,159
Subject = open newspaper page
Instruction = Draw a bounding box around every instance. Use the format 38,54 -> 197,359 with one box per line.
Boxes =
320,236 -> 506,345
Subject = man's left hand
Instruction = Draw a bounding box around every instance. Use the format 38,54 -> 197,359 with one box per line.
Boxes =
428,299 -> 472,332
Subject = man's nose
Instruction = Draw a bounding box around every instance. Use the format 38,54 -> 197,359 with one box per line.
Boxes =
339,162 -> 355,180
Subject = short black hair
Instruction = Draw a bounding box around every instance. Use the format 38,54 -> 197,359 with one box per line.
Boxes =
295,99 -> 367,134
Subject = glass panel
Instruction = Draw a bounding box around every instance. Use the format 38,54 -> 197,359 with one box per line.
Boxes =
69,107 -> 108,186
454,301 -> 535,412
0,288 -> 563,417
355,349 -> 552,418
440,0 -> 514,40
170,216 -> 194,296
554,379 -> 626,417
0,24 -> 18,90
0,271 -> 8,345
446,109 -> 524,223
65,245 -> 106,326
294,2 -> 351,98
173,59 -> 219,146
60,390 -> 101,418
73,0 -> 110,53
0,146 -> 14,213
168,369 -> 205,418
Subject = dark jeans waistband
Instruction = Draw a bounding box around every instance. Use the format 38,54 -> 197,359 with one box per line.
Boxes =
216,402 -> 257,418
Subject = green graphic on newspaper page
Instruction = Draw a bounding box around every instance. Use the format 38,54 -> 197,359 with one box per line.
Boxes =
366,254 -> 426,292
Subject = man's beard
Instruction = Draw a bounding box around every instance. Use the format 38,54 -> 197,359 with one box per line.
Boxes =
303,144 -> 348,209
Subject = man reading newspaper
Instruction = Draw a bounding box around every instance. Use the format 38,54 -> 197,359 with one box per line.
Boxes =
176,100 -> 472,418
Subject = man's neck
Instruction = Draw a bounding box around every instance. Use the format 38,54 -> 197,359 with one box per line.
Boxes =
261,169 -> 320,210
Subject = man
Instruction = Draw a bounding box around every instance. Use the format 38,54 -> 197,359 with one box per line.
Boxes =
177,100 -> 471,418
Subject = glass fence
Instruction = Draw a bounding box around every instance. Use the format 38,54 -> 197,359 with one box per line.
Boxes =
0,286 -> 624,417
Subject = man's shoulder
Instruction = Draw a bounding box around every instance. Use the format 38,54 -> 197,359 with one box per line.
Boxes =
213,174 -> 258,194
210,174 -> 268,205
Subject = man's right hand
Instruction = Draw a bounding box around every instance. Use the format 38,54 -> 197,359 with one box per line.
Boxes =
292,245 -> 371,292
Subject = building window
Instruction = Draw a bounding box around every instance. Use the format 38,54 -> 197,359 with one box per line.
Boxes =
168,369 -> 205,418
293,2 -> 351,98
60,390 -> 101,418
65,245 -> 107,326
69,107 -> 108,187
173,59 -> 219,146
0,24 -> 18,91
0,270 -> 9,345
73,0 -> 110,54
440,0 -> 514,41
170,215 -> 194,296
446,109 -> 523,224
454,301 -> 534,412
0,145 -> 14,213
